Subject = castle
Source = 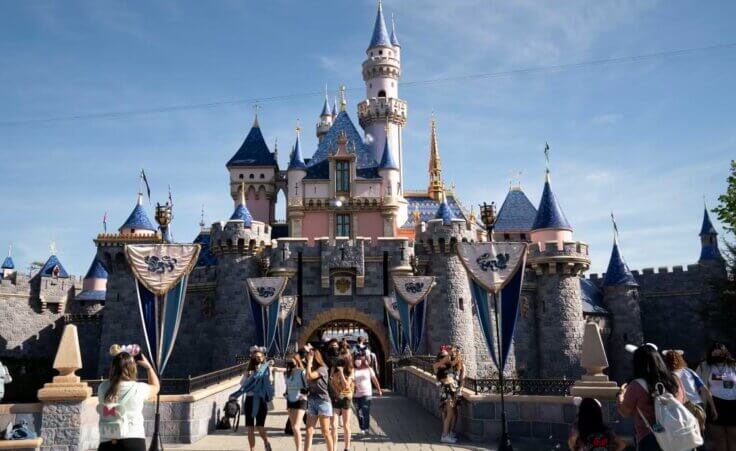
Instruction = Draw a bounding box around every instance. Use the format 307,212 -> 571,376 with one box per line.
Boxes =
0,2 -> 727,398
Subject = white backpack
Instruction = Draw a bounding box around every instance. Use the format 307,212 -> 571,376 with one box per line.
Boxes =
98,384 -> 137,440
635,379 -> 703,451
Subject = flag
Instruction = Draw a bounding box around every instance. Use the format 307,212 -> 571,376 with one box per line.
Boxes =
140,169 -> 151,203
103,212 -> 108,233
168,184 -> 173,206
544,142 -> 550,167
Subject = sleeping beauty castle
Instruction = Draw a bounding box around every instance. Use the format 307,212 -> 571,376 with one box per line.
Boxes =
0,2 -> 728,398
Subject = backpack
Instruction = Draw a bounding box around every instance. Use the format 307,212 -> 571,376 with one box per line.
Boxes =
97,384 -> 137,440
634,379 -> 703,451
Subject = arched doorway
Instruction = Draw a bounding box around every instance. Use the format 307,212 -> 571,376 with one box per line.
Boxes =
299,308 -> 390,385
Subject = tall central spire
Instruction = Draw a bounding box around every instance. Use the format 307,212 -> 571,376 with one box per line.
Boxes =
428,115 -> 445,201
368,0 -> 391,50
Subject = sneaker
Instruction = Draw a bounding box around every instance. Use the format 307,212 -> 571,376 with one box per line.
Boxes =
441,434 -> 457,444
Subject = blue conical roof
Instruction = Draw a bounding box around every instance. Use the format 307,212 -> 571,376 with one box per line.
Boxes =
494,188 -> 538,232
38,255 -> 69,278
119,195 -> 156,232
1,256 -> 14,269
378,135 -> 399,170
435,197 -> 455,225
320,96 -> 330,117
230,187 -> 253,227
84,257 -> 108,280
368,2 -> 391,49
288,133 -> 307,170
390,15 -> 400,46
531,174 -> 572,230
603,240 -> 637,286
331,98 -> 337,116
700,208 -> 717,236
226,121 -> 278,168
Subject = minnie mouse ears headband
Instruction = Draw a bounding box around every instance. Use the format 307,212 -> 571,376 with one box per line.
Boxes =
625,342 -> 659,354
249,345 -> 267,354
109,344 -> 141,357
662,349 -> 685,356
572,397 -> 602,408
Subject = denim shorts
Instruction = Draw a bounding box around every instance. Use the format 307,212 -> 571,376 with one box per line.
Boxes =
307,397 -> 333,417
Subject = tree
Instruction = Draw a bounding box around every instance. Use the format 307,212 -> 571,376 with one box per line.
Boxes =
713,160 -> 736,234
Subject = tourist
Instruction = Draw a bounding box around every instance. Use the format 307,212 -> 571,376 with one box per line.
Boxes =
229,349 -> 273,451
97,350 -> 159,451
285,353 -> 308,451
354,336 -> 379,377
696,342 -> 736,451
304,348 -> 334,451
568,397 -> 625,450
617,344 -> 685,450
330,356 -> 355,450
449,346 -> 465,434
663,349 -> 716,433
353,354 -> 382,435
0,360 -> 11,402
433,346 -> 462,444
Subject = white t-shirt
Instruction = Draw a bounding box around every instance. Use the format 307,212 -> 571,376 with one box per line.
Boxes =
354,367 -> 376,398
98,381 -> 151,441
674,368 -> 705,404
285,369 -> 307,403
706,364 -> 736,400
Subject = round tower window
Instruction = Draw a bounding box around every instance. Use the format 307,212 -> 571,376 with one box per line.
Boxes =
249,174 -> 254,179
239,174 -> 244,179
260,174 -> 265,179
378,90 -> 386,98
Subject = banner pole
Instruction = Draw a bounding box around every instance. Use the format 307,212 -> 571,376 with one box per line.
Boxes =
494,292 -> 513,451
149,387 -> 163,451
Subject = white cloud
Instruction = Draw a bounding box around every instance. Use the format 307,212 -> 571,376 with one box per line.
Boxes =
591,113 -> 622,125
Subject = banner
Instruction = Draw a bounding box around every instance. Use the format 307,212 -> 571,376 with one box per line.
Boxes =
247,277 -> 289,354
392,276 -> 436,355
127,244 -> 201,375
277,296 -> 297,355
458,242 -> 527,372
383,295 -> 404,355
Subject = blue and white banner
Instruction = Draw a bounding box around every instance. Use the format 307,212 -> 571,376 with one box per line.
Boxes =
126,244 -> 201,375
392,276 -> 436,355
458,242 -> 527,373
383,295 -> 405,355
246,277 -> 289,354
277,295 -> 297,356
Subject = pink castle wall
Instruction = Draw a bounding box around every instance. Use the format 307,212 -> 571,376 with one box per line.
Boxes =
302,211 -> 329,243
356,211 -> 384,240
247,187 -> 271,224
530,229 -> 573,248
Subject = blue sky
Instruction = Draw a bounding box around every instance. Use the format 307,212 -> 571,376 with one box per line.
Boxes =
1,0 -> 734,275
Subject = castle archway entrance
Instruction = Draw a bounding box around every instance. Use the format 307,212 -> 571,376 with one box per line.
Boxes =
298,307 -> 390,385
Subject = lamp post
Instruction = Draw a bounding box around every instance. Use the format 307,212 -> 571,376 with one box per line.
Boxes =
479,201 -> 512,451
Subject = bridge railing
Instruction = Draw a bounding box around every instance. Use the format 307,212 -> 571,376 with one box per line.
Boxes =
392,355 -> 575,396
85,363 -> 246,395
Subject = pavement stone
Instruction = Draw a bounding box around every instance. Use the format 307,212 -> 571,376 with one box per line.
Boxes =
168,393 -> 559,451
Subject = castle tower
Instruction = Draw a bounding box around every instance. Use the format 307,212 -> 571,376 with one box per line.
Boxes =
287,127 -> 308,237
602,223 -> 642,383
529,166 -> 589,378
226,112 -> 279,224
427,116 -> 445,201
417,193 -> 478,376
209,182 -> 271,369
699,206 -> 722,263
119,194 -> 157,237
316,94 -> 333,142
2,245 -> 15,280
378,131 -> 400,236
357,1 -> 407,187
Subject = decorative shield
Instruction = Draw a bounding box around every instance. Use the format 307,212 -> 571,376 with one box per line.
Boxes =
393,276 -> 435,305
382,295 -> 401,321
457,242 -> 526,294
246,277 -> 288,306
126,244 -> 201,375
125,244 -> 200,297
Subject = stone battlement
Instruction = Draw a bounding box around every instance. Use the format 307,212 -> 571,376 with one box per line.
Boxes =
357,97 -> 407,127
587,263 -> 703,281
527,240 -> 590,275
416,218 -> 476,253
209,220 -> 271,255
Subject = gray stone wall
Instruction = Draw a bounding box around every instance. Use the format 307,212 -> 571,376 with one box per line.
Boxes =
512,280 -> 540,378
603,285 -> 643,383
535,272 -> 585,378
40,399 -> 98,451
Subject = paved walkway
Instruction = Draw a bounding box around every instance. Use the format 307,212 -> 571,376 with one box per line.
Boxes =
169,393 -> 550,451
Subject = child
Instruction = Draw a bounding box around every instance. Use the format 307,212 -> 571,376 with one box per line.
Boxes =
568,398 -> 625,451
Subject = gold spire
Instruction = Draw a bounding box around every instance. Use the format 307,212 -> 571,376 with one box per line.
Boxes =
427,114 -> 445,201
469,205 -> 477,223
339,85 -> 347,112
239,182 -> 246,205
412,204 -> 421,224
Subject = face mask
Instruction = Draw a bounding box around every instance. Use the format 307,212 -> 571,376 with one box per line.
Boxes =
355,360 -> 362,368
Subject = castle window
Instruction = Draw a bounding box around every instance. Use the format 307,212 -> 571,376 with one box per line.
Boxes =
335,161 -> 350,193
260,173 -> 265,179
504,233 -> 510,241
379,50 -> 383,55
336,214 -> 351,237
520,233 -> 527,241
239,174 -> 244,179
378,90 -> 386,98
249,174 -> 254,179
459,297 -> 464,311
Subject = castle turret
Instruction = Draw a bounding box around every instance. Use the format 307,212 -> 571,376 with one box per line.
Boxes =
75,257 -> 108,302
2,246 -> 15,280
358,0 -> 407,186
602,223 -> 642,383
119,194 -> 157,237
226,112 -> 279,224
287,128 -> 308,237
316,95 -> 333,142
416,191 -> 478,375
528,165 -> 589,378
699,206 -> 722,263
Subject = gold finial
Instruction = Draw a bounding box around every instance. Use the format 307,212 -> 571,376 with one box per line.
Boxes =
338,130 -> 348,145
199,206 -> 206,229
296,119 -> 301,135
239,181 -> 246,205
412,204 -> 421,223
49,241 -> 57,256
339,85 -> 347,111
469,205 -> 477,223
